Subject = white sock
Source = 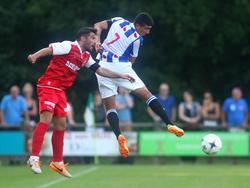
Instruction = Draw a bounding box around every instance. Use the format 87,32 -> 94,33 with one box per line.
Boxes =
30,156 -> 39,161
54,161 -> 64,165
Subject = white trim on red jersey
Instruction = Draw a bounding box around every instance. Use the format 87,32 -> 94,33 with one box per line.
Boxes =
37,85 -> 62,91
49,41 -> 83,55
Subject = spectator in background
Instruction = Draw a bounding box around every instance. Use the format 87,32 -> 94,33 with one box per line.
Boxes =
94,92 -> 106,125
147,83 -> 176,126
178,90 -> 201,131
201,91 -> 220,129
23,82 -> 37,126
116,87 -> 134,131
66,102 -> 76,127
0,101 -> 1,123
0,85 -> 28,128
222,87 -> 248,131
23,82 -> 38,154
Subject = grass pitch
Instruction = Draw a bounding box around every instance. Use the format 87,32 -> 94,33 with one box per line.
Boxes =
0,164 -> 250,188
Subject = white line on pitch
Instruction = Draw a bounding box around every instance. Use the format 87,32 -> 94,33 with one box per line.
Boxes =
37,166 -> 99,188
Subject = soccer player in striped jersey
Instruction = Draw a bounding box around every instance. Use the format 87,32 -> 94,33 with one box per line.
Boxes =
26,27 -> 135,177
94,12 -> 184,158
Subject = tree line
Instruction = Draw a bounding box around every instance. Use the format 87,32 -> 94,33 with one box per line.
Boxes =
0,0 -> 250,121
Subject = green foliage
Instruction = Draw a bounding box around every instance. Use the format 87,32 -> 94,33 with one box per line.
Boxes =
1,0 -> 250,121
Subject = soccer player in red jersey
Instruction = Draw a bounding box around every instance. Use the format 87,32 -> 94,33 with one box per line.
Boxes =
27,27 -> 134,177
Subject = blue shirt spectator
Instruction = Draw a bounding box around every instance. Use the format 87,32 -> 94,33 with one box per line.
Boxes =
116,87 -> 134,124
222,98 -> 248,126
156,94 -> 176,120
116,95 -> 133,122
0,85 -> 28,126
148,83 -> 176,123
222,87 -> 249,129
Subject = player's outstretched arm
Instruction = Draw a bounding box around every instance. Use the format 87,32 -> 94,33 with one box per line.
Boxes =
96,67 -> 135,83
94,20 -> 108,52
27,47 -> 53,64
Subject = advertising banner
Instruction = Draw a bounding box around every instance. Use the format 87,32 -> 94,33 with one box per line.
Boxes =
41,131 -> 137,156
0,131 -> 25,155
139,132 -> 249,156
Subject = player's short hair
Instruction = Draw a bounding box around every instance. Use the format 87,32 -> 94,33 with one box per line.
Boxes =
75,27 -> 97,41
134,12 -> 154,26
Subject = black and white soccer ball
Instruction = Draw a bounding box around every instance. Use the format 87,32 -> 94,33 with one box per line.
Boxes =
201,134 -> 222,155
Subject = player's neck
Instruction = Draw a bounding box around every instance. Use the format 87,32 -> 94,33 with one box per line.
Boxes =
76,40 -> 86,53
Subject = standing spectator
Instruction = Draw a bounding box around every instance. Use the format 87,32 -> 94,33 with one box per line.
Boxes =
23,82 -> 38,126
201,91 -> 220,129
0,85 -> 28,127
222,87 -> 248,131
66,102 -> 76,127
147,83 -> 176,125
116,87 -> 134,131
178,90 -> 201,130
23,82 -> 38,154
94,92 -> 106,125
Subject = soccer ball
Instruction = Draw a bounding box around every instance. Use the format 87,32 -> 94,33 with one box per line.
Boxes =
201,134 -> 222,155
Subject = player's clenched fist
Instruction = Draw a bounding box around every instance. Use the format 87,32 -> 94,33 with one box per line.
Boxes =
27,54 -> 37,64
95,42 -> 103,53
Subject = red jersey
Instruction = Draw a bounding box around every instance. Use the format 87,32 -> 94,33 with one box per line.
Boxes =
37,41 -> 95,91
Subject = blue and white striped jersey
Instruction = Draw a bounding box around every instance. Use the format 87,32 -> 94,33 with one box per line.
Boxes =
97,17 -> 143,63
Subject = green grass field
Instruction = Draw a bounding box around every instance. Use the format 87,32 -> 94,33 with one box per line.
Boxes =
1,164 -> 250,188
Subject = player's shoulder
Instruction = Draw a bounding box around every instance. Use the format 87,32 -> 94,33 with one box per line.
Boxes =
63,40 -> 76,46
111,17 -> 124,22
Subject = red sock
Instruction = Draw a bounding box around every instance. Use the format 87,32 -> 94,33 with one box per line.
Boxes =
52,129 -> 64,162
31,122 -> 49,156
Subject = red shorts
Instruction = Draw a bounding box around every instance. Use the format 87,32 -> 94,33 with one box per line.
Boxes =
37,87 -> 67,117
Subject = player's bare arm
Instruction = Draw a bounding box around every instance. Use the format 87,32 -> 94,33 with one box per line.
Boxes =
94,20 -> 108,52
96,67 -> 135,83
27,47 -> 53,64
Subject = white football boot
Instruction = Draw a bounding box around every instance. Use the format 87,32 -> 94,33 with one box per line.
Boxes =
27,156 -> 42,174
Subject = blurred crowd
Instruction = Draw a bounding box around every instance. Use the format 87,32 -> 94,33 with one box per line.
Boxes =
0,82 -> 249,155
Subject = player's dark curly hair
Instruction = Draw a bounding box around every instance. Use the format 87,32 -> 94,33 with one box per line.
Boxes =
134,12 -> 154,26
75,27 -> 97,41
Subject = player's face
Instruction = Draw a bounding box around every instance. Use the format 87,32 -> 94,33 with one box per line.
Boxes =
82,32 -> 96,51
135,24 -> 152,36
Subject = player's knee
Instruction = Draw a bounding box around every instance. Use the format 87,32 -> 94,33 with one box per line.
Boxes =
135,87 -> 152,102
39,111 -> 53,124
54,122 -> 66,131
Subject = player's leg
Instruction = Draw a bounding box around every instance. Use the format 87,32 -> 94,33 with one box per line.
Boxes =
103,96 -> 121,138
28,110 -> 52,174
113,64 -> 184,137
48,91 -> 72,178
96,68 -> 129,158
48,116 -> 72,178
133,87 -> 184,137
103,96 -> 129,158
